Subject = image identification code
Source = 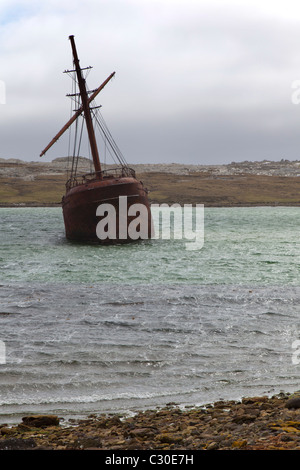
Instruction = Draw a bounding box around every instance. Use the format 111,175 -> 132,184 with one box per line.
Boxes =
105,453 -> 194,466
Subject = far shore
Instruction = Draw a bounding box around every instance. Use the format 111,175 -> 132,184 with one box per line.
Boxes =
1,158 -> 300,207
1,202 -> 300,208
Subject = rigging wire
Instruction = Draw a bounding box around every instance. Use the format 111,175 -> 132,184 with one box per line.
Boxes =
74,116 -> 85,176
91,107 -> 128,167
70,113 -> 79,178
66,67 -> 129,176
67,71 -> 76,180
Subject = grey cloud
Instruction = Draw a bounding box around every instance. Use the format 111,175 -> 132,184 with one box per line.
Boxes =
1,1 -> 300,165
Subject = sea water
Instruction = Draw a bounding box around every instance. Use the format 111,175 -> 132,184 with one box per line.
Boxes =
0,206 -> 300,424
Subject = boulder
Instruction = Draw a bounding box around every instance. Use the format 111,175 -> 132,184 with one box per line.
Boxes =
285,397 -> 300,409
22,415 -> 59,428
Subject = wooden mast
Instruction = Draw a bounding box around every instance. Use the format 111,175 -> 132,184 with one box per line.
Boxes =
40,72 -> 115,158
69,35 -> 102,177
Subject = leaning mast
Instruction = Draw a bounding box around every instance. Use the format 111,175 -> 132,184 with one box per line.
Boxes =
69,35 -> 102,177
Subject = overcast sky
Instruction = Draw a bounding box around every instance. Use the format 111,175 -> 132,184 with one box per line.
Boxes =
2,0 -> 300,165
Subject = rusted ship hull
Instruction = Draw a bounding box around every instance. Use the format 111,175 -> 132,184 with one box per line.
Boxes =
62,175 -> 152,243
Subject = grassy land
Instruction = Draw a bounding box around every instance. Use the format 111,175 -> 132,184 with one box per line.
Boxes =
0,171 -> 300,206
0,175 -> 66,205
142,172 -> 300,206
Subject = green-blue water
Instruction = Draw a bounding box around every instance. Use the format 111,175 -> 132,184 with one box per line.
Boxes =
1,206 -> 300,284
0,206 -> 300,424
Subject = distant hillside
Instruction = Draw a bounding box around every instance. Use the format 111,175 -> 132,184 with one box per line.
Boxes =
0,158 -> 300,206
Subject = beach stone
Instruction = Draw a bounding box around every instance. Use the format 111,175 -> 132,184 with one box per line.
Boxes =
0,427 -> 15,436
231,439 -> 247,449
280,433 -> 298,442
74,437 -> 102,449
233,413 -> 257,424
242,396 -> 268,405
96,416 -> 122,428
22,415 -> 59,428
285,397 -> 300,409
34,446 -> 54,450
130,427 -> 157,438
0,438 -> 36,450
157,433 -> 183,444
206,441 -> 219,450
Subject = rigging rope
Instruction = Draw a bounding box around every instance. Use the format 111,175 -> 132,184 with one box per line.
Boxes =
73,116 -> 85,176
67,69 -> 130,177
67,71 -> 76,180
91,108 -> 128,167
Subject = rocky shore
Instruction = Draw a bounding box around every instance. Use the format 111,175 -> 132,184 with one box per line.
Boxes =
1,393 -> 300,450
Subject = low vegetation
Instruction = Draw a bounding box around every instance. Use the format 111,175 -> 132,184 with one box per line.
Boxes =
1,170 -> 300,206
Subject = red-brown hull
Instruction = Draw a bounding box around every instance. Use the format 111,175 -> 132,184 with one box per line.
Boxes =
62,176 -> 152,243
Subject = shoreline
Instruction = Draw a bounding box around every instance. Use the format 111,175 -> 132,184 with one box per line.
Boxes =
1,393 -> 300,450
0,203 -> 62,207
1,202 -> 300,208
